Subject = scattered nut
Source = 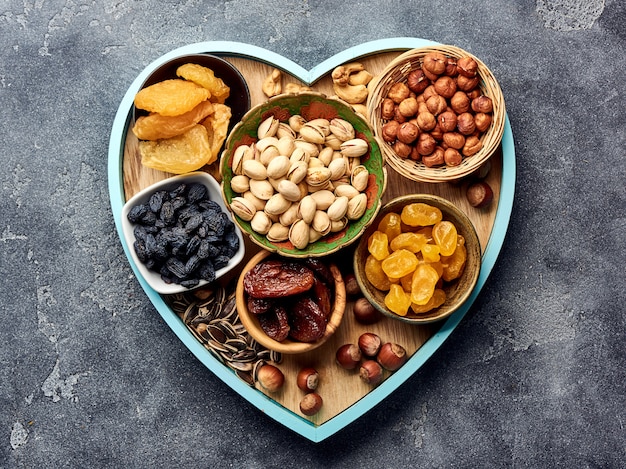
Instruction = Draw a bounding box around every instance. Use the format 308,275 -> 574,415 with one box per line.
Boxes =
466,181 -> 494,208
336,343 -> 362,370
377,342 -> 408,371
256,364 -> 285,392
358,332 -> 382,357
299,392 -> 323,416
262,68 -> 282,97
352,297 -> 383,324
359,360 -> 383,386
297,367 -> 320,392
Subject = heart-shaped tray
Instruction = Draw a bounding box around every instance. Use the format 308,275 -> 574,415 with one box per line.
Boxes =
108,38 -> 515,442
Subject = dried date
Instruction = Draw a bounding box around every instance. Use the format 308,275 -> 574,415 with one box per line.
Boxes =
288,297 -> 326,343
258,305 -> 290,342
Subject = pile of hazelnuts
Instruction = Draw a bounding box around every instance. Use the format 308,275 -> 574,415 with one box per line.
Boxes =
379,52 -> 494,167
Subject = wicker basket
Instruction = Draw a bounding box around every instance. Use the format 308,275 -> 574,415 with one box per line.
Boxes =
367,45 -> 505,183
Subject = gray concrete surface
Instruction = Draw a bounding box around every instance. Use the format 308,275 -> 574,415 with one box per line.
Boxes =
1,0 -> 624,467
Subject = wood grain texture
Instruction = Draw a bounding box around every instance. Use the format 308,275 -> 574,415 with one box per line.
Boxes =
122,52 -> 501,425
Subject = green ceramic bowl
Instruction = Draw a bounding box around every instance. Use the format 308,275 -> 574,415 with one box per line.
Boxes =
220,92 -> 387,258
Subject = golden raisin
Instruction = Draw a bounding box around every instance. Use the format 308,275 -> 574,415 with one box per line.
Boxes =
367,231 -> 390,261
177,63 -> 230,104
410,263 -> 440,305
364,255 -> 392,291
421,244 -> 441,263
411,288 -> 446,313
385,284 -> 412,316
441,240 -> 467,282
432,221 -> 458,256
389,232 -> 428,253
381,249 -> 419,279
401,203 -> 442,227
377,212 -> 402,240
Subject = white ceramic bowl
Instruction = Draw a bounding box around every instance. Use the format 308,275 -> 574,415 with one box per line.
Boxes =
121,172 -> 245,295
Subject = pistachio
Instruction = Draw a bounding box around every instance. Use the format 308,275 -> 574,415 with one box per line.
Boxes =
276,135 -> 296,157
248,179 -> 275,201
329,118 -> 355,141
276,122 -> 296,139
277,179 -> 302,202
243,191 -> 266,211
340,138 -> 369,158
230,174 -> 250,193
255,136 -> 280,153
330,217 -> 348,232
279,203 -> 301,227
350,165 -> 369,192
326,196 -> 349,221
306,167 -> 332,187
307,118 -> 331,135
294,139 -> 320,158
250,211 -> 273,235
334,184 -> 360,199
346,193 -> 367,220
232,144 -> 250,175
268,176 -> 286,192
300,123 -> 327,144
230,197 -> 257,221
259,145 -> 280,166
310,190 -> 335,210
312,210 -> 331,236
264,193 -> 291,216
288,115 -> 306,133
324,134 -> 344,150
328,158 -> 348,180
308,227 -> 323,243
307,157 -> 325,168
289,147 -> 309,165
257,116 -> 280,139
266,155 -> 291,179
289,219 -> 310,249
297,195 -> 317,224
287,161 -> 308,184
267,223 -> 290,242
242,159 -> 268,181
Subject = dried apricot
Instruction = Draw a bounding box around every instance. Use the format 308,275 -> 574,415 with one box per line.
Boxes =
401,203 -> 442,227
132,100 -> 215,141
134,79 -> 211,116
432,221 -> 458,256
367,231 -> 390,260
364,255 -> 392,291
410,263 -> 440,305
381,249 -> 418,279
200,103 -> 232,165
177,63 -> 230,104
389,232 -> 428,253
139,124 -> 212,174
377,212 -> 402,240
410,288 -> 446,313
384,284 -> 412,316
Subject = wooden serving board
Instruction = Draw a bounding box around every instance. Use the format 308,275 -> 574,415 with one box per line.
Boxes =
109,38 -> 515,442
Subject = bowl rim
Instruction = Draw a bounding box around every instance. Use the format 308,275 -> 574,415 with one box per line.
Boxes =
353,193 -> 481,324
219,91 -> 388,258
121,171 -> 245,295
236,249 -> 346,354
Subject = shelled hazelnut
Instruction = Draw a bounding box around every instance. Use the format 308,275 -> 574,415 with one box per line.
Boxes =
299,392 -> 323,416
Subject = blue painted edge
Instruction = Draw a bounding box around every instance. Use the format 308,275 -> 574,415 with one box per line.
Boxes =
107,38 -> 516,443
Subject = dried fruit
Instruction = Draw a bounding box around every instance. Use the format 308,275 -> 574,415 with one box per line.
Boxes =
401,203 -> 442,227
381,249 -> 419,279
132,100 -> 215,141
176,63 -> 230,104
432,220 -> 458,256
139,125 -> 212,174
384,284 -> 412,316
243,260 -> 314,298
134,79 -> 210,116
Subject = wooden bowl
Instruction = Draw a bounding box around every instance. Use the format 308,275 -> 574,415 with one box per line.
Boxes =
236,250 -> 346,354
220,91 -> 387,258
367,44 -> 505,183
353,194 -> 481,324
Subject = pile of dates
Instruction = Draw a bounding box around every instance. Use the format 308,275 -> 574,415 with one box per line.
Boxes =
127,181 -> 240,287
243,257 -> 336,343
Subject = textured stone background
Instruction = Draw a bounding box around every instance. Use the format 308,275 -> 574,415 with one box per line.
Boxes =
1,0 -> 624,467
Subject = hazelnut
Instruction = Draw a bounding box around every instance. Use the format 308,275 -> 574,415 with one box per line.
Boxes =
393,106 -> 407,124
462,135 -> 483,156
416,132 -> 437,156
466,181 -> 494,208
359,360 -> 384,386
256,364 -> 285,392
422,67 -> 440,82
387,82 -> 410,104
380,98 -> 395,120
344,273 -> 361,296
416,111 -> 437,132
467,88 -> 482,100
471,96 -> 493,113
393,140 -> 412,159
430,123 -> 444,141
353,297 -> 382,324
406,69 -> 429,94
299,392 -> 323,416
417,101 -> 429,115
444,148 -> 463,166
422,52 -> 447,75
437,111 -> 458,133
456,112 -> 476,135
381,120 -> 400,142
474,112 -> 492,132
450,91 -> 471,114
398,97 -> 419,117
409,145 -> 422,161
444,57 -> 457,76
297,367 -> 320,392
336,343 -> 362,370
443,132 -> 465,150
358,332 -> 382,357
456,74 -> 479,92
422,147 -> 445,167
433,76 -> 457,99
377,343 -> 408,371
457,57 -> 478,78
421,85 -> 438,102
426,95 -> 447,116
397,122 -> 419,144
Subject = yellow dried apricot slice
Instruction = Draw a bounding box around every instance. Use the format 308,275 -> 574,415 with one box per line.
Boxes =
367,231 -> 390,260
139,124 -> 212,174
134,79 -> 211,116
381,249 -> 418,279
432,220 -> 458,256
377,212 -> 402,241
389,232 -> 428,253
132,100 -> 215,141
401,202 -> 442,227
177,63 -> 230,104
410,263 -> 440,305
385,284 -> 412,316
200,103 -> 232,165
411,288 -> 446,314
364,255 -> 392,291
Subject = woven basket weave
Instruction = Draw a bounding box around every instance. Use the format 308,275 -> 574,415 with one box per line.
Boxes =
367,45 -> 505,183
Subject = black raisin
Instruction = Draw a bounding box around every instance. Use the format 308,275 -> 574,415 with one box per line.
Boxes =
165,257 -> 187,279
198,261 -> 216,282
187,183 -> 208,203
160,201 -> 176,226
169,183 -> 187,199
185,213 -> 203,233
185,235 -> 201,257
149,190 -> 168,213
127,204 -> 148,223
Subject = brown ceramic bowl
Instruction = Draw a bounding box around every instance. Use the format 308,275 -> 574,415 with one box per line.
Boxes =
236,250 -> 346,354
353,194 -> 481,324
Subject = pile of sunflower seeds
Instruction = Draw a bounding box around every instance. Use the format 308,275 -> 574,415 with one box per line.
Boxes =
165,282 -> 281,386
